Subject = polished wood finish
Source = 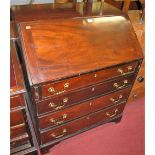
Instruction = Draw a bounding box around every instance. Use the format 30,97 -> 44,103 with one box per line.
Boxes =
10,133 -> 29,149
10,39 -> 38,154
10,110 -> 25,127
40,103 -> 125,144
10,21 -> 18,40
12,2 -> 144,153
127,10 -> 145,102
36,74 -> 134,115
128,60 -> 144,102
10,123 -> 27,139
38,88 -> 130,129
18,17 -> 143,86
10,94 -> 25,109
36,61 -> 138,99
10,41 -> 25,95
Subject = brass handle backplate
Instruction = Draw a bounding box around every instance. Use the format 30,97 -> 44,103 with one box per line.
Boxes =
50,114 -> 68,125
49,98 -> 68,110
106,109 -> 118,118
117,66 -> 133,75
110,95 -> 123,103
48,83 -> 70,95
113,80 -> 128,89
51,128 -> 67,139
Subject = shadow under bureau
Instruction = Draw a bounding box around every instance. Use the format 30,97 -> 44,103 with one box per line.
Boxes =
15,9 -> 143,154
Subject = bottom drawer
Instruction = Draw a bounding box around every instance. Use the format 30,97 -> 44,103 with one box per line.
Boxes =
40,102 -> 126,144
10,133 -> 30,149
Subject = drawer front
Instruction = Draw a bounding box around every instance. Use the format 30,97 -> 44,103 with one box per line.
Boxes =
10,94 -> 25,109
37,74 -> 134,114
10,110 -> 25,127
40,103 -> 125,144
39,61 -> 138,99
10,123 -> 27,139
10,134 -> 30,149
38,88 -> 130,129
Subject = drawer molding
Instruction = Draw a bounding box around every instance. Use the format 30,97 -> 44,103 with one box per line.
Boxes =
38,88 -> 130,130
40,102 -> 125,145
36,74 -> 134,115
40,114 -> 122,149
35,61 -> 138,100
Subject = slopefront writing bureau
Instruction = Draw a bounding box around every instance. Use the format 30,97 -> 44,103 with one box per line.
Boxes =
17,18 -> 143,153
13,2 -> 143,154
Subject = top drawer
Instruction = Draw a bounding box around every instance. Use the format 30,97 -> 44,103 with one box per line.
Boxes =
34,61 -> 138,100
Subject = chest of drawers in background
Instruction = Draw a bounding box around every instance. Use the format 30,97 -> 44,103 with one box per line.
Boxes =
17,10 -> 143,153
128,10 -> 145,103
10,23 -> 38,155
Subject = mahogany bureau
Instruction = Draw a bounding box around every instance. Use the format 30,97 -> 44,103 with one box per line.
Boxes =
10,23 -> 38,155
17,15 -> 143,154
12,2 -> 143,154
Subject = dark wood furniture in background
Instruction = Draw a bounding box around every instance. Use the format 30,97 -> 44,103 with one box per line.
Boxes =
11,1 -> 124,22
108,0 -> 145,103
127,9 -> 145,102
114,0 -> 144,14
11,1 -> 144,154
10,22 -> 38,155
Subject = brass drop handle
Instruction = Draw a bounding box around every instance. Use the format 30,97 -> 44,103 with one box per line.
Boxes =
50,114 -> 68,125
117,66 -> 133,75
106,109 -> 118,118
51,128 -> 67,139
48,83 -> 70,95
49,98 -> 68,110
110,95 -> 123,103
113,80 -> 128,89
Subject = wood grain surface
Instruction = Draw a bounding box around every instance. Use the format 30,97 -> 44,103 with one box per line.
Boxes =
19,16 -> 143,85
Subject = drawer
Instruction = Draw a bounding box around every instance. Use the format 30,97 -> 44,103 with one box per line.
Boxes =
38,88 -> 131,129
10,123 -> 27,139
10,133 -> 30,149
10,110 -> 25,127
10,94 -> 25,109
36,61 -> 138,99
37,74 -> 134,115
40,102 -> 125,144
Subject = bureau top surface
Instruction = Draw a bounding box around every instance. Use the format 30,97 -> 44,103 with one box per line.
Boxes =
19,14 -> 143,86
10,40 -> 25,95
11,2 -> 123,22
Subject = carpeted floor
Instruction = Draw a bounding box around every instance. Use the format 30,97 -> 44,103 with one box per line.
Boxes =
44,98 -> 145,155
